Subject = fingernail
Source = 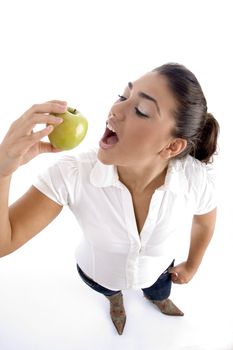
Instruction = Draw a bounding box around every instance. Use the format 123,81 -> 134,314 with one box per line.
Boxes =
58,104 -> 67,111
54,117 -> 63,123
47,125 -> 54,132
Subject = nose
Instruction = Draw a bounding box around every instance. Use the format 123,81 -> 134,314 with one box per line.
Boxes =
110,102 -> 126,121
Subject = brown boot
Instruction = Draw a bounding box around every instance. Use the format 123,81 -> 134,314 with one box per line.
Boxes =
145,296 -> 184,316
105,292 -> 126,335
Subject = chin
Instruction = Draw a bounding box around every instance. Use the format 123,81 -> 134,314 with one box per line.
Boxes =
97,148 -> 115,165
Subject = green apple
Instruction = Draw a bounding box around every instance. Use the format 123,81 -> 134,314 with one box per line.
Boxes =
48,107 -> 88,150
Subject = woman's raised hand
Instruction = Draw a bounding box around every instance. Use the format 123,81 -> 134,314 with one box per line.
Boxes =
0,100 -> 67,177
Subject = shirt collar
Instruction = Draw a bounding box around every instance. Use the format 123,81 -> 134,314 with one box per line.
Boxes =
90,157 -> 189,194
90,159 -> 122,188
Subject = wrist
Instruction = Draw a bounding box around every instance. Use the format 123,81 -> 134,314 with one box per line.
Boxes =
185,260 -> 200,273
0,173 -> 12,185
0,164 -> 13,179
0,148 -> 15,179
0,162 -> 13,180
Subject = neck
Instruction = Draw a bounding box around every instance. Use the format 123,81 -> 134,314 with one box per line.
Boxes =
117,160 -> 169,194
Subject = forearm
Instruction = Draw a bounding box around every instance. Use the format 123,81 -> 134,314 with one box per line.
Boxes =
187,227 -> 213,270
186,209 -> 216,271
0,175 -> 13,256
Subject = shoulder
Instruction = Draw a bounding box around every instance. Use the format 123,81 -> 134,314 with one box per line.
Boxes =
172,155 -> 216,192
185,156 -> 216,196
167,156 -> 217,214
54,147 -> 99,173
34,148 -> 99,206
38,147 -> 99,188
183,154 -> 214,175
185,155 -> 215,183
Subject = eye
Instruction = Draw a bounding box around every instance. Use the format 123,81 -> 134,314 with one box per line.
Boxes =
135,107 -> 149,118
117,94 -> 149,118
118,94 -> 127,101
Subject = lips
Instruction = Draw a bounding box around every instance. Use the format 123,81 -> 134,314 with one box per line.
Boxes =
99,122 -> 119,149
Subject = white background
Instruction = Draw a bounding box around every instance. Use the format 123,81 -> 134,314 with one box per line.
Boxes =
0,0 -> 233,349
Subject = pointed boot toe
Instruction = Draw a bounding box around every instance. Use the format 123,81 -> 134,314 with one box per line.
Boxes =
111,314 -> 126,335
152,298 -> 184,316
106,292 -> 126,335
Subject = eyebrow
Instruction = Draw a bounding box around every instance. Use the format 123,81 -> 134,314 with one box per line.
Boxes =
128,82 -> 161,116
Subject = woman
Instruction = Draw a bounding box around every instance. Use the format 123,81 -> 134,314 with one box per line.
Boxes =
0,63 -> 219,335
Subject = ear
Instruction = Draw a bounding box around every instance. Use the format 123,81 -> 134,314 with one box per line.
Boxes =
160,138 -> 188,159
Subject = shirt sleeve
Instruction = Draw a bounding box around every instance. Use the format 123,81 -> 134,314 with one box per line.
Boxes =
194,163 -> 217,215
32,155 -> 78,206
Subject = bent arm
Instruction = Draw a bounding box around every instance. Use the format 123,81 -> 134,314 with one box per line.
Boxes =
0,181 -> 62,257
170,208 -> 217,284
0,101 -> 68,257
186,207 -> 217,271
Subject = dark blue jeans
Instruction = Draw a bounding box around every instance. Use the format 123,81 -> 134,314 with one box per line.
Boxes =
77,260 -> 174,301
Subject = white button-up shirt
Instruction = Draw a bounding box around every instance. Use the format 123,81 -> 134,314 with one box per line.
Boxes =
33,148 -> 216,291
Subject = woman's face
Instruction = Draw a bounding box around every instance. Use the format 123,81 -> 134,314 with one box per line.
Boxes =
98,71 -> 177,167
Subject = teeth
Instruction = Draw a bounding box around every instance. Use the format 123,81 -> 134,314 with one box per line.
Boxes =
107,123 -> 116,133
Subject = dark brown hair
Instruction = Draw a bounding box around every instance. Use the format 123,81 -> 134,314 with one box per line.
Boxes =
153,63 -> 219,163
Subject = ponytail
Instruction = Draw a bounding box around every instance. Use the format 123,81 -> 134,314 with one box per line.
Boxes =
191,112 -> 220,164
153,63 -> 220,164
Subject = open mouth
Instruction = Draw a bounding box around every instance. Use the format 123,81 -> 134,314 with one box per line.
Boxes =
100,123 -> 119,148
